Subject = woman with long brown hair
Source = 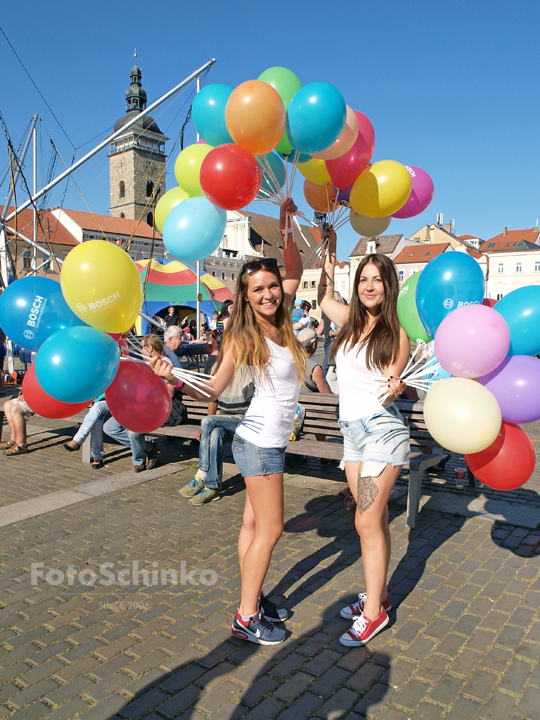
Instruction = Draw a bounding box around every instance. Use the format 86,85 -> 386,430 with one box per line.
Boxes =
152,198 -> 306,645
318,227 -> 410,646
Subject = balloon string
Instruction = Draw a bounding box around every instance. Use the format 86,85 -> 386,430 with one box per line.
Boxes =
288,150 -> 300,192
260,156 -> 286,201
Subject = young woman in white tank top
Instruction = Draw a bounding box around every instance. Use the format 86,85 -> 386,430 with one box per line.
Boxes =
318,227 -> 410,647
152,199 -> 307,646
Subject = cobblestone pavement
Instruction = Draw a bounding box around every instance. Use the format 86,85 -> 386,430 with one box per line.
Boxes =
0,394 -> 539,719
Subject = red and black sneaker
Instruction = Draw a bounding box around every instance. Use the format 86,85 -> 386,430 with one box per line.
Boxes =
340,608 -> 389,647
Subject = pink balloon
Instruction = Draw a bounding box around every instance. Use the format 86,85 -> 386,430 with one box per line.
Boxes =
105,359 -> 171,433
434,305 -> 511,379
392,166 -> 434,219
325,111 -> 375,190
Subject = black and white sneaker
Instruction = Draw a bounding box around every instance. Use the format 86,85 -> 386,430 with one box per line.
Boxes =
259,591 -> 289,623
231,609 -> 286,645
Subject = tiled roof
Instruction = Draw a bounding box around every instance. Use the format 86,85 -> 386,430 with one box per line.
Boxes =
0,206 -> 78,247
238,211 -> 320,269
394,243 -> 451,264
458,234 -> 479,241
59,209 -> 161,240
350,234 -> 404,258
480,229 -> 540,253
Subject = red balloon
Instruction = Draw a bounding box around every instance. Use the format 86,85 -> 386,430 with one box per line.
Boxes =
105,359 -> 171,433
200,144 -> 261,210
22,365 -> 92,419
482,298 -> 497,308
325,111 -> 375,190
465,421 -> 536,490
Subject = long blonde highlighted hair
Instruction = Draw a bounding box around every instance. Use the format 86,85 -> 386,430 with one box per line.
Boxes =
222,265 -> 307,379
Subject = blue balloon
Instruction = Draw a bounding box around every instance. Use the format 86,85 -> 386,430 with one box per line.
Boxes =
494,286 -> 540,356
415,253 -> 485,338
192,84 -> 234,147
423,356 -> 453,381
256,153 -> 286,199
162,197 -> 227,263
0,276 -> 85,352
286,82 -> 347,154
35,326 -> 120,404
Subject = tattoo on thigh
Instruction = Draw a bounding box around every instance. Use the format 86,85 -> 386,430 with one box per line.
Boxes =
357,475 -> 379,514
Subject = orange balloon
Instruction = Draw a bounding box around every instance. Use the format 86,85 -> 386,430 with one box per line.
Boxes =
226,80 -> 285,156
303,179 -> 336,213
312,106 -> 359,161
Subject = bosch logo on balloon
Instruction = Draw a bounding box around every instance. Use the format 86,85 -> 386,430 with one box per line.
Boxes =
457,300 -> 480,308
26,295 -> 46,328
76,303 -> 87,313
23,329 -> 34,340
89,293 -> 121,311
443,298 -> 454,309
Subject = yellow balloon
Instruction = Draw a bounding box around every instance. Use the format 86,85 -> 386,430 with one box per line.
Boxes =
350,160 -> 412,217
423,378 -> 502,454
155,186 -> 190,233
174,144 -> 213,197
61,241 -> 143,334
349,210 -> 391,237
297,158 -> 332,186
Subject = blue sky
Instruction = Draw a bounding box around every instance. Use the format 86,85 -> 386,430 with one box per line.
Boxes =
2,0 -> 540,260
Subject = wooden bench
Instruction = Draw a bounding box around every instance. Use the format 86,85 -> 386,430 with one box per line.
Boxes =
286,393 -> 444,529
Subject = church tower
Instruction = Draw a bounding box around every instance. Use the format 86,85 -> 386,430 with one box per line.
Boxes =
109,54 -> 169,226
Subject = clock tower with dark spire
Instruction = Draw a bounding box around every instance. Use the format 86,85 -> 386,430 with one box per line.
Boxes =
109,53 -> 169,226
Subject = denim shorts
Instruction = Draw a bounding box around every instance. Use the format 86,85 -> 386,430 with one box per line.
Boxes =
232,434 -> 286,477
339,404 -> 409,467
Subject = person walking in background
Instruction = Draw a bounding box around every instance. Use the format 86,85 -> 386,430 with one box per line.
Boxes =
318,227 -> 409,647
164,306 -> 179,327
152,198 -> 305,646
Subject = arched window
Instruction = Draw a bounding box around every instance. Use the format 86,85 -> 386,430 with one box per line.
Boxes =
120,212 -> 125,219
119,181 -> 125,198
146,180 -> 154,198
146,212 -> 153,227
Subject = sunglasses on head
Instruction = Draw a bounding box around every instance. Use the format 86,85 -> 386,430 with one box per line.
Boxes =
242,258 -> 279,275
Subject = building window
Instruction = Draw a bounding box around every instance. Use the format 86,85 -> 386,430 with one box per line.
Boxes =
341,281 -> 346,290
312,299 -> 317,310
119,181 -> 125,198
535,262 -> 540,272
398,270 -> 404,281
497,293 -> 503,300
310,280 -> 316,288
498,263 -> 504,273
516,263 -> 522,272
23,251 -> 31,269
212,271 -> 216,277
303,281 -> 308,289
146,180 -> 154,198
120,212 -> 125,219
231,273 -> 236,282
146,212 -> 153,227
221,271 -> 226,281
223,235 -> 228,248
488,242 -> 496,248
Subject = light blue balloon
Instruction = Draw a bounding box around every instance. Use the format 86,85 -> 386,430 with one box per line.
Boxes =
494,286 -> 540,356
192,84 -> 234,147
256,153 -> 286,199
277,148 -> 312,164
423,356 -> 453,382
416,253 -> 484,338
286,82 -> 347,154
35,326 -> 120,404
0,276 -> 85,352
162,197 -> 227,263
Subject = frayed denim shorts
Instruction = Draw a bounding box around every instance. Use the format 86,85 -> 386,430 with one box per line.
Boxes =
339,404 -> 409,467
232,434 -> 287,477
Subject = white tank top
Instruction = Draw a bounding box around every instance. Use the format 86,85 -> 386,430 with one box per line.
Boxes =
236,338 -> 301,448
335,341 -> 384,421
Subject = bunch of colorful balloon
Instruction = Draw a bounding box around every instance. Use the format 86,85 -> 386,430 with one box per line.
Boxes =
0,241 -> 172,432
397,252 -> 539,491
154,66 -> 435,265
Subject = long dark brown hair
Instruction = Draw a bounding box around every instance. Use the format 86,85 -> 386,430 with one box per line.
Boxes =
332,254 -> 401,371
222,265 -> 307,378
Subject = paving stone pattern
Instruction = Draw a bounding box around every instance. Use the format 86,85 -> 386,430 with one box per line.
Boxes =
0,378 -> 539,719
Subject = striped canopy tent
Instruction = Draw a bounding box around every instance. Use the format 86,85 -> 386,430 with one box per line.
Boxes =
135,257 -> 234,335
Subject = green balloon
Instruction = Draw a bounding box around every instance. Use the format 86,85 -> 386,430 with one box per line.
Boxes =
155,186 -> 190,234
258,67 -> 301,158
258,66 -> 302,109
397,271 -> 432,344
